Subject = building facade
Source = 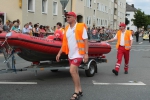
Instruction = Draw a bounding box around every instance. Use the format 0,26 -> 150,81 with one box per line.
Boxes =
126,3 -> 137,32
72,0 -> 126,29
0,0 -> 72,29
114,0 -> 126,29
0,0 -> 126,30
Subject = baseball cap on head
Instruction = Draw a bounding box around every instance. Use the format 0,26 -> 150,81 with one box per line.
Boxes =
66,12 -> 77,18
119,23 -> 126,27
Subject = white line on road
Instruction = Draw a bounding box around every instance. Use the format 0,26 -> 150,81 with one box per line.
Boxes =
139,42 -> 143,44
92,81 -> 146,85
0,82 -> 37,84
111,45 -> 150,46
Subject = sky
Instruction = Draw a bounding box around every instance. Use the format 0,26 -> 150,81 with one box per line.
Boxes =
126,0 -> 150,15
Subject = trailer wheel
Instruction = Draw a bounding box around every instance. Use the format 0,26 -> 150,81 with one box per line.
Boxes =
85,62 -> 97,77
51,69 -> 59,72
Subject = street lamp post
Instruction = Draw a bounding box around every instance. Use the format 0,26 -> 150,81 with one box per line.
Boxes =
60,0 -> 69,27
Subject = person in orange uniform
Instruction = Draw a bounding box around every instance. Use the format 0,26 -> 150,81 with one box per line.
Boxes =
104,23 -> 133,76
56,12 -> 88,100
56,22 -> 64,34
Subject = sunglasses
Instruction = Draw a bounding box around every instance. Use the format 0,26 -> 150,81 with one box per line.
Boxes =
66,17 -> 71,19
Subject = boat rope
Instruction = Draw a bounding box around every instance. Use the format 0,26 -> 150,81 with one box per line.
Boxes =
1,37 -> 8,46
1,36 -> 13,51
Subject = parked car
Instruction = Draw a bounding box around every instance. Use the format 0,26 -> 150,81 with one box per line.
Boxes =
143,31 -> 149,40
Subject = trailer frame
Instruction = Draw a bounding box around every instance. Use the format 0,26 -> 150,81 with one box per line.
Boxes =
0,43 -> 107,77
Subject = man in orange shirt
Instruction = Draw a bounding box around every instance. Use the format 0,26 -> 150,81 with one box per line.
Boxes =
104,23 -> 133,76
56,12 -> 88,100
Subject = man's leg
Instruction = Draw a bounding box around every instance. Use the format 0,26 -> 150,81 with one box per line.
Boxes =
112,46 -> 124,75
70,64 -> 81,93
124,49 -> 130,74
136,35 -> 138,42
149,35 -> 150,43
113,46 -> 124,75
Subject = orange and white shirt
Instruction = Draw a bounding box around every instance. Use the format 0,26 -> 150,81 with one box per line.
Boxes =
114,30 -> 133,46
66,23 -> 88,59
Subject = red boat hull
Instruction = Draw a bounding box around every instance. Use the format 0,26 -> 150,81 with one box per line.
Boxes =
0,32 -> 111,61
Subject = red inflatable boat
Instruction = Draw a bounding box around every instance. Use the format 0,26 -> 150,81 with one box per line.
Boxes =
0,32 -> 111,62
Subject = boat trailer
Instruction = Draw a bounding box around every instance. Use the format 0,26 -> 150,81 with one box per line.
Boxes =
0,43 -> 107,77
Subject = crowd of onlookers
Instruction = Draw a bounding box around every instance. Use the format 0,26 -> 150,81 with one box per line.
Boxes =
1,18 -> 114,40
0,18 -> 55,38
87,27 -> 117,41
0,18 -> 117,41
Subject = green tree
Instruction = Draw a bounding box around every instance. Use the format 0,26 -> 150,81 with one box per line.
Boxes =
145,15 -> 150,30
132,9 -> 148,30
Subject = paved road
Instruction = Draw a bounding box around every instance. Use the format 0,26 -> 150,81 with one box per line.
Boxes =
0,36 -> 150,100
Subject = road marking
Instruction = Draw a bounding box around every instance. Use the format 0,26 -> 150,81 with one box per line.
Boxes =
111,45 -> 150,46
0,82 -> 37,84
92,81 -> 146,85
111,49 -> 150,51
139,42 -> 143,44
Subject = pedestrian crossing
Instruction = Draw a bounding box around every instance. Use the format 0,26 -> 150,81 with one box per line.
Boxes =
111,44 -> 150,50
111,45 -> 150,51
111,48 -> 150,51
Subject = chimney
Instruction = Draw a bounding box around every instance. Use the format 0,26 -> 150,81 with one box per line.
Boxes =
131,4 -> 134,8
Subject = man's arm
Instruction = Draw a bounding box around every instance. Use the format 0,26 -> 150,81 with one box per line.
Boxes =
84,39 -> 88,53
58,46 -> 63,55
103,33 -> 117,42
106,38 -> 117,42
130,34 -> 133,47
130,40 -> 133,46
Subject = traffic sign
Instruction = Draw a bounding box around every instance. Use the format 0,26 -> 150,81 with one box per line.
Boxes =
60,0 -> 69,9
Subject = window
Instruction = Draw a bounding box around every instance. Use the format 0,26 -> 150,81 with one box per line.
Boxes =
103,20 -> 105,26
99,19 -> 101,26
97,3 -> 99,10
97,18 -> 100,26
87,17 -> 89,25
124,3 -> 126,8
105,6 -> 107,12
118,1 -> 120,6
42,0 -> 48,13
94,10 -> 95,15
28,0 -> 35,12
87,16 -> 91,26
105,6 -> 108,13
53,1 -> 58,15
105,20 -> 107,26
87,0 -> 92,8
126,14 -> 130,17
84,0 -> 86,6
111,9 -> 113,14
101,4 -> 103,12
90,0 -> 92,8
89,17 -> 91,25
101,19 -> 103,26
118,11 -> 120,17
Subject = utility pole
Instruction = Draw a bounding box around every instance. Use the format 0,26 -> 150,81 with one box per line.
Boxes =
60,0 -> 69,27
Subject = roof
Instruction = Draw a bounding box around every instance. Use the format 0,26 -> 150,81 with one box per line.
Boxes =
126,3 -> 137,12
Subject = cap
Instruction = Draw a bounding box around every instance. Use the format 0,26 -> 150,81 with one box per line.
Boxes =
119,23 -> 126,27
66,12 -> 77,18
